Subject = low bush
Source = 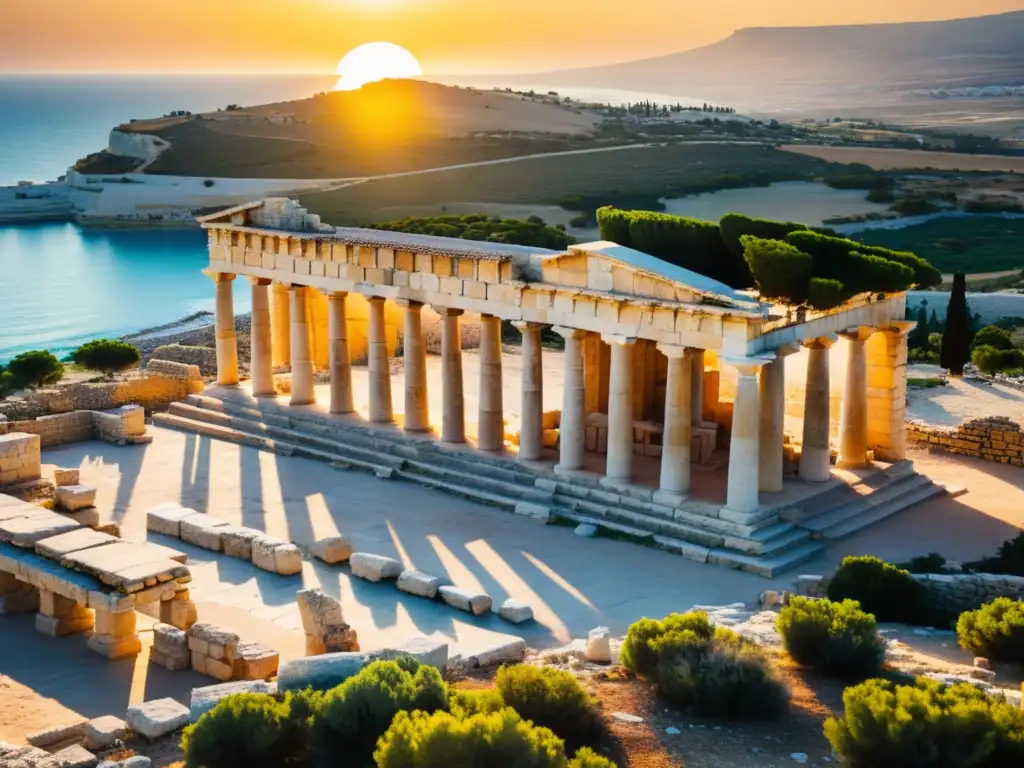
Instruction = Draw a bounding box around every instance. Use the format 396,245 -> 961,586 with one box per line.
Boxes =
971,344 -> 1024,375
824,676 -> 1024,767
777,597 -> 886,678
740,236 -> 812,303
827,556 -> 926,624
807,277 -> 847,310
495,665 -> 601,747
965,532 -> 1024,576
181,690 -> 316,768
4,350 -> 64,389
972,325 -> 1014,350
373,708 -> 613,768
897,552 -> 949,573
70,339 -> 141,377
956,598 -> 1024,665
311,658 -> 448,766
620,611 -> 715,679
448,688 -> 505,718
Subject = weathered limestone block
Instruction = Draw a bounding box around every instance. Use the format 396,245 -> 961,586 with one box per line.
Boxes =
125,698 -> 190,740
1,512 -> 81,547
0,742 -> 52,766
278,652 -> 369,692
438,585 -> 492,616
349,552 -> 402,582
189,680 -> 277,722
98,757 -> 152,768
179,514 -> 230,551
311,535 -> 353,564
159,595 -> 197,631
219,525 -> 262,560
250,536 -> 302,575
0,432 -> 41,486
35,528 -> 117,560
54,485 -> 97,513
498,598 -> 534,624
36,590 -> 94,637
145,503 -> 198,538
151,623 -> 190,671
53,468 -> 80,487
87,608 -> 142,660
296,588 -> 344,635
0,571 -> 40,614
466,637 -> 527,668
586,627 -> 612,663
26,721 -> 86,749
187,623 -> 239,661
396,569 -> 445,599
232,641 -> 280,681
369,635 -> 448,671
50,744 -> 97,768
84,716 -> 127,750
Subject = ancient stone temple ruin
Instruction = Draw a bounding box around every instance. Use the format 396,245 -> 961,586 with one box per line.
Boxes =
176,198 -> 930,576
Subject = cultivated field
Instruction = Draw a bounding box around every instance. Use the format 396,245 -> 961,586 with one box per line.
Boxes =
782,145 -> 1024,173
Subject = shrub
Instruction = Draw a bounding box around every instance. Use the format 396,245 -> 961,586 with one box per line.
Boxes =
846,252 -> 915,295
181,691 -> 314,768
777,597 -> 886,678
972,345 -> 1024,375
495,665 -> 600,747
786,230 -> 941,290
373,708 -> 574,768
740,236 -> 812,304
448,688 -> 504,718
595,205 -> 633,247
5,350 -> 64,389
965,532 -> 1024,576
972,325 -> 1014,350
620,611 -> 715,679
824,677 -> 1024,767
311,658 -> 448,766
719,213 -> 808,263
807,277 -> 848,310
957,598 -> 1024,665
567,747 -> 616,768
827,556 -> 926,624
70,339 -> 141,377
898,553 -> 949,574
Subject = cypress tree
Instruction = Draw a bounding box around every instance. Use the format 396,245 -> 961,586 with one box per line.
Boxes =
940,272 -> 970,375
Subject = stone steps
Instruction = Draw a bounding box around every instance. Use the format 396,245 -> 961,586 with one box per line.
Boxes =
809,478 -> 945,541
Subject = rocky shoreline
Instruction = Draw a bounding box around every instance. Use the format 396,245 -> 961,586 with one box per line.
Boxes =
120,311 -> 251,366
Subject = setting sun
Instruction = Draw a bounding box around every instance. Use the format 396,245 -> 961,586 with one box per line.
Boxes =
335,42 -> 422,91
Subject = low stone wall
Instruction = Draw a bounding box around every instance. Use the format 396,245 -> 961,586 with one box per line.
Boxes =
149,345 -> 218,377
906,416 -> 1024,466
0,432 -> 41,486
0,406 -> 147,449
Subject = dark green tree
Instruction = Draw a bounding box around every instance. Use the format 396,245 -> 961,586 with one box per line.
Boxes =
940,272 -> 971,375
71,339 -> 141,378
909,302 -> 929,349
6,350 -> 64,389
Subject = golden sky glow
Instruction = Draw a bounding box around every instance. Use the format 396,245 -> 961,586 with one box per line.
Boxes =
2,0 -> 1022,74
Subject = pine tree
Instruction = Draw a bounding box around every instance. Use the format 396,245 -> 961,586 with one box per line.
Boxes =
910,303 -> 929,349
929,309 -> 939,330
940,272 -> 971,375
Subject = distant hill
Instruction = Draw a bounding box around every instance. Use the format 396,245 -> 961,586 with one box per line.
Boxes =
527,12 -> 1024,112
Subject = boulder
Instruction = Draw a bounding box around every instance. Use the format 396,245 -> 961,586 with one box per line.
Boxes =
296,588 -> 345,636
498,598 -> 534,624
586,627 -> 612,663
251,536 -> 303,575
396,569 -> 445,599
54,485 -> 97,512
189,680 -> 277,722
50,744 -> 97,768
370,635 -> 449,671
278,652 -> 369,692
83,716 -> 127,750
349,553 -> 402,582
179,514 -> 230,551
467,637 -> 527,668
311,535 -> 353,564
125,698 -> 190,740
53,468 -> 80,487
438,585 -> 492,616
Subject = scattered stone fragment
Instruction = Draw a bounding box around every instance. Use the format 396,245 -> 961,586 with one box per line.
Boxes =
219,526 -> 262,561
665,727 -> 681,735
311,535 -> 353,564
250,536 -> 303,575
396,569 -> 444,599
574,523 -> 598,538
125,698 -> 190,740
438,585 -> 491,615
232,641 -> 280,680
586,627 -> 612,663
468,637 -> 527,667
26,721 -> 86,749
349,552 -> 402,582
98,758 -> 151,768
0,742 -> 51,765
611,712 -> 643,724
189,680 -> 277,722
974,657 -> 992,670
968,666 -> 996,682
50,744 -> 97,768
760,590 -> 781,608
53,469 -> 80,487
296,588 -> 358,655
54,485 -> 97,512
498,598 -> 534,624
84,716 -> 127,750
370,635 -> 449,671
278,652 -> 369,692
145,503 -> 197,538
790,753 -> 808,764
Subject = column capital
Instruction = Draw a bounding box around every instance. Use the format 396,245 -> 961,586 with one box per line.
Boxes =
770,342 -> 802,358
285,283 -> 307,293
394,299 -> 424,309
838,325 -> 875,342
601,334 -> 637,346
721,354 -> 773,377
552,325 -> 587,341
247,276 -> 273,287
202,270 -> 235,283
324,289 -> 348,300
432,305 -> 464,317
655,343 -> 689,359
887,319 -> 917,337
512,321 -> 545,334
367,295 -> 387,305
802,334 -> 837,350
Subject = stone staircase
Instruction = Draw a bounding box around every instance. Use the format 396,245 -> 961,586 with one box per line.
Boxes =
153,394 -> 944,577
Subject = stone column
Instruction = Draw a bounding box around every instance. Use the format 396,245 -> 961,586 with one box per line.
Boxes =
690,349 -> 705,426
210,272 -> 238,386
367,296 -> 393,423
271,282 -> 291,368
289,285 -> 316,406
399,300 -> 429,431
866,321 -> 913,461
838,327 -> 875,468
602,335 -> 636,485
554,327 -> 587,472
799,336 -> 837,482
160,590 -> 198,631
513,322 -> 544,461
758,344 -> 799,493
35,590 -> 93,637
249,278 -> 275,397
436,307 -> 465,443
654,345 -> 693,503
723,356 -> 770,516
327,292 -> 354,415
88,607 -> 142,660
478,314 -> 505,451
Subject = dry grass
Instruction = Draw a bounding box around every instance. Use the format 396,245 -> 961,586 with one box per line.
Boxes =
782,145 -> 1024,173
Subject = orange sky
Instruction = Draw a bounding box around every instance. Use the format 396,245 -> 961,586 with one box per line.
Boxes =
2,0 -> 1022,74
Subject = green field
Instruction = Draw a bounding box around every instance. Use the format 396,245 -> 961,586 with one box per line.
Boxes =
852,216 -> 1024,273
298,144 -> 845,224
